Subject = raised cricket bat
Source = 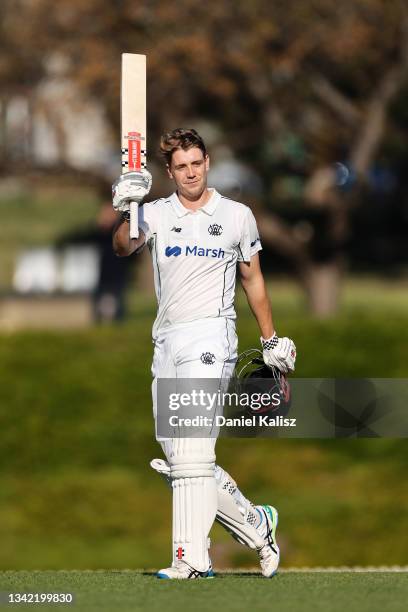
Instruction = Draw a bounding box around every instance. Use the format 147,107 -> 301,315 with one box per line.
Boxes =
121,53 -> 147,239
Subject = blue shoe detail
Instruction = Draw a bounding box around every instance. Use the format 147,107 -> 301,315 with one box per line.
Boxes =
156,572 -> 171,579
263,505 -> 278,537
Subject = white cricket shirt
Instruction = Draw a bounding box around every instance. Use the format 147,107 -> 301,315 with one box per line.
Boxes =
137,188 -> 262,338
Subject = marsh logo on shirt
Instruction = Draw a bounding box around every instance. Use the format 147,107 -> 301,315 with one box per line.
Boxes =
165,245 -> 225,259
165,246 -> 182,257
208,223 -> 223,236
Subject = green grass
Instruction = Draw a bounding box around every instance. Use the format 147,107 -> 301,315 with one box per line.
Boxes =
0,282 -> 407,571
1,186 -> 407,574
0,571 -> 407,612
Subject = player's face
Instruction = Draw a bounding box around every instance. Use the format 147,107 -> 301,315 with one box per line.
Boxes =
167,147 -> 209,200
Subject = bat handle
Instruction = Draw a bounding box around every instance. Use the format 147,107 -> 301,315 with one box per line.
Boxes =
129,201 -> 139,240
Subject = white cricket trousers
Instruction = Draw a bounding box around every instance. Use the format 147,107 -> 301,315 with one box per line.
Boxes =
151,317 -> 237,571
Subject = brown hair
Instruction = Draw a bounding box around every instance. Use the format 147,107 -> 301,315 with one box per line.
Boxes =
159,128 -> 207,166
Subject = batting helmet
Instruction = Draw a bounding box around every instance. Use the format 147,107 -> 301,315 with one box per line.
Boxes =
233,348 -> 291,416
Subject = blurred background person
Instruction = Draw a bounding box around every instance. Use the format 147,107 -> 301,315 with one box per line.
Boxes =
55,190 -> 136,323
92,199 -> 135,323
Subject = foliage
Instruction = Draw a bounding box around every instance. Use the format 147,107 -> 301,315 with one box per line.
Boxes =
2,1 -> 408,179
2,1 -> 408,314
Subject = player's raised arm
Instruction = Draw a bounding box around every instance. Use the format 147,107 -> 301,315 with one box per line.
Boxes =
239,254 -> 297,373
112,213 -> 146,256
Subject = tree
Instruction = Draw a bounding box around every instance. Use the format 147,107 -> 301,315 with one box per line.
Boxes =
2,0 -> 408,314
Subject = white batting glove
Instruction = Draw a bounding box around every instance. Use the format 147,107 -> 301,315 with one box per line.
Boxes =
261,332 -> 296,374
112,169 -> 152,212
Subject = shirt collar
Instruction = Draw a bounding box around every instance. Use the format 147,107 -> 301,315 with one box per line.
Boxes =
170,188 -> 221,218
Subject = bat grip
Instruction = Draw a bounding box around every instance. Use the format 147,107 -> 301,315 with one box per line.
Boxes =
129,201 -> 139,240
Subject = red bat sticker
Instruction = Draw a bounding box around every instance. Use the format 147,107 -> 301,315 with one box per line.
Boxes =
127,131 -> 142,170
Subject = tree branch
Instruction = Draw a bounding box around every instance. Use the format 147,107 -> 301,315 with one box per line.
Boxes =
257,213 -> 308,263
310,74 -> 361,126
351,16 -> 408,176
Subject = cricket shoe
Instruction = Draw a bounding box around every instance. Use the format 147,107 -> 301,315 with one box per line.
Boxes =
256,505 -> 280,577
157,560 -> 214,580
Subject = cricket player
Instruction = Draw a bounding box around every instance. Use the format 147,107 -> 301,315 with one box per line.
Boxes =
112,128 -> 296,579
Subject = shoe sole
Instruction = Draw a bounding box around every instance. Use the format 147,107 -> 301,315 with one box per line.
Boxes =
156,570 -> 214,580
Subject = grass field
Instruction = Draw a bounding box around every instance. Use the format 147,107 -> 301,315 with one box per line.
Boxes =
1,185 -> 407,612
0,282 -> 408,571
1,570 -> 407,612
0,189 -> 407,575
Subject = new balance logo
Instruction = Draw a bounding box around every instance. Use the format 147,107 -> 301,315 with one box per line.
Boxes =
165,245 -> 225,259
171,226 -> 182,233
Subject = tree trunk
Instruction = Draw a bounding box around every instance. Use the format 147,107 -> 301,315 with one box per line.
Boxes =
0,97 -> 7,165
300,258 -> 343,318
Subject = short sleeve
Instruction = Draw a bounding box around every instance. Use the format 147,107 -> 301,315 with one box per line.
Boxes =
137,201 -> 157,244
236,208 -> 262,262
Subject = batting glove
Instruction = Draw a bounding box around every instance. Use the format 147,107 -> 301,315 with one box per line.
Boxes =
261,332 -> 296,374
112,169 -> 152,212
